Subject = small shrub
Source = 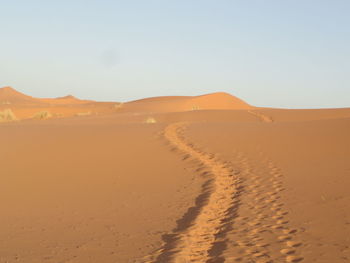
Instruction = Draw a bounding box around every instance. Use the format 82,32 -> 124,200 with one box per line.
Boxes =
76,111 -> 91,117
114,103 -> 123,110
192,105 -> 199,111
145,117 -> 157,124
32,111 -> 52,120
53,113 -> 64,118
0,109 -> 17,122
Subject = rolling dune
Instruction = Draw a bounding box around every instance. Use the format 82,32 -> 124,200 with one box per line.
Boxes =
123,92 -> 252,113
0,87 -> 349,262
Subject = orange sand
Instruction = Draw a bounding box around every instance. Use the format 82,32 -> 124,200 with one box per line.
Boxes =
1,86 -> 349,263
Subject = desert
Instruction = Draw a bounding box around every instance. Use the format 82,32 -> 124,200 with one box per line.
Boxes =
1,86 -> 349,262
2,2 -> 350,262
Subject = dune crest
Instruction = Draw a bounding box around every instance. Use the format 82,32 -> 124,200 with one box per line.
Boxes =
0,86 -> 116,120
190,92 -> 252,110
0,86 -> 39,104
0,86 -> 92,105
124,92 -> 252,113
40,94 -> 92,105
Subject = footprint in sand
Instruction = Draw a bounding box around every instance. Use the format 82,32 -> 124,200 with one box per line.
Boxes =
286,255 -> 304,262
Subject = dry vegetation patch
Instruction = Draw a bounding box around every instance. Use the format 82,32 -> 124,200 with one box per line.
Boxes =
145,117 -> 157,124
114,103 -> 123,110
32,110 -> 52,120
76,111 -> 92,117
0,109 -> 17,122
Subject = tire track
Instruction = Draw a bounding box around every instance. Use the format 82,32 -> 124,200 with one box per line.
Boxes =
248,110 -> 274,123
143,122 -> 241,263
264,160 -> 304,263
141,122 -> 303,263
222,152 -> 276,263
223,152 -> 304,262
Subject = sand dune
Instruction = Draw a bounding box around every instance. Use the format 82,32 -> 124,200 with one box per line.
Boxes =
0,86 -> 118,120
0,86 -> 89,105
123,92 -> 252,113
39,95 -> 92,105
0,86 -> 41,104
1,88 -> 349,262
0,87 -> 252,121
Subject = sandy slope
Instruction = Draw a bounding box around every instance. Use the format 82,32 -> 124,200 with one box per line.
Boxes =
123,92 -> 252,113
0,86 -> 41,104
0,121 -> 204,263
1,88 -> 349,263
184,112 -> 350,263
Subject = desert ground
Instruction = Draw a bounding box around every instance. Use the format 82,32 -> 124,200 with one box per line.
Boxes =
1,86 -> 350,263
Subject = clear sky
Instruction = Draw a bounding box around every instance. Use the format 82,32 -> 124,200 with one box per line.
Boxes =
1,0 -> 349,108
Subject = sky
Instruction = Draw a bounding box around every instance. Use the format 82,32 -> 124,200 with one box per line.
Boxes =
1,0 -> 349,108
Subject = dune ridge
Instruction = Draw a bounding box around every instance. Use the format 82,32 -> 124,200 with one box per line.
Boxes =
0,86 -> 40,104
0,87 -> 254,121
40,95 -> 92,105
124,92 -> 252,113
0,86 -> 118,120
0,86 -> 91,106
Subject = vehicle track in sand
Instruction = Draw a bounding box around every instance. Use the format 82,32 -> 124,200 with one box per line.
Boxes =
223,152 -> 304,263
248,110 -> 274,123
142,122 -> 303,263
142,122 -> 241,263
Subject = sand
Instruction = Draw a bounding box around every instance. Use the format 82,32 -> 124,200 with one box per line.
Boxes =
0,86 -> 349,263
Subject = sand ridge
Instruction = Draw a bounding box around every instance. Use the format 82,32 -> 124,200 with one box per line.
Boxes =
0,86 -> 41,104
0,86 -> 119,120
123,92 -> 253,113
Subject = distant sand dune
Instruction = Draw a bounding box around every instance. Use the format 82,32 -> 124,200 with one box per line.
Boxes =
124,92 -> 253,113
0,86 -> 40,104
0,86 -> 117,120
